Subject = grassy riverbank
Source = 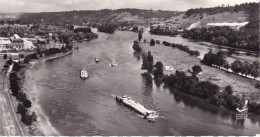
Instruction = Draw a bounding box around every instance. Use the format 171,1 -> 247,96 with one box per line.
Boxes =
137,40 -> 260,107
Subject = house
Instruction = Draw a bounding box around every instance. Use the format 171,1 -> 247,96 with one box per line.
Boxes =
9,34 -> 35,50
9,38 -> 24,50
0,37 -> 11,51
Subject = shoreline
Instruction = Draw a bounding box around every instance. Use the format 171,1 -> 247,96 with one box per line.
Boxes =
23,51 -> 74,135
136,40 -> 260,112
4,50 -> 73,136
22,61 -> 60,136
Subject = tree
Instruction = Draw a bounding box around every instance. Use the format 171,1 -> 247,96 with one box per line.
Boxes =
31,111 -> 37,121
223,61 -> 230,70
224,85 -> 233,95
17,103 -> 27,115
6,57 -> 13,65
132,41 -> 142,52
147,51 -> 153,65
192,65 -> 202,75
24,56 -> 31,63
3,54 -> 7,60
231,60 -> 243,74
21,114 -> 33,125
193,81 -> 220,99
243,61 -> 251,76
154,61 -> 164,78
251,61 -> 260,79
202,52 -> 215,66
138,31 -> 142,42
255,82 -> 260,89
215,51 -> 226,68
12,62 -> 22,72
150,39 -> 155,46
23,100 -> 32,108
155,61 -> 163,70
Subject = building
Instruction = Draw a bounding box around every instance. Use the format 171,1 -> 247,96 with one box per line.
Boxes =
0,37 -> 11,51
9,34 -> 24,50
8,34 -> 36,50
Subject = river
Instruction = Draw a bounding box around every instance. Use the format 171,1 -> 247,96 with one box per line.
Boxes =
23,30 -> 260,136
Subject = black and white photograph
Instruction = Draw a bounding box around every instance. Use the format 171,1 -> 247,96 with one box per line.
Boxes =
0,0 -> 259,136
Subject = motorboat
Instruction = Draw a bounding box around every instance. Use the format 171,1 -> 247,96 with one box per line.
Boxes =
80,68 -> 88,79
115,95 -> 159,121
109,59 -> 118,66
165,66 -> 174,71
95,58 -> 99,63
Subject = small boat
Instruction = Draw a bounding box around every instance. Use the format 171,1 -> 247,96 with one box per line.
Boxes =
80,68 -> 88,79
115,95 -> 159,121
95,58 -> 99,63
109,59 -> 118,66
165,66 -> 174,71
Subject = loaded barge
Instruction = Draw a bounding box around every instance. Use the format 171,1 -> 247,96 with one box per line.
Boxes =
115,95 -> 159,121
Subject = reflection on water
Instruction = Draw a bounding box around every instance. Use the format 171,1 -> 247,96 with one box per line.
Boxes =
24,30 -> 260,136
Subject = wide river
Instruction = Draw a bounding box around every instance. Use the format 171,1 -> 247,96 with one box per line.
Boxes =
23,29 -> 259,136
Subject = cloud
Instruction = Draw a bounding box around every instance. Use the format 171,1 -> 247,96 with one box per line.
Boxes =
0,0 -> 258,13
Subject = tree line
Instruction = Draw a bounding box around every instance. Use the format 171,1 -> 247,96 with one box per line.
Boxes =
182,26 -> 259,51
164,71 -> 260,114
97,24 -> 117,34
150,26 -> 178,36
202,51 -> 260,79
162,40 -> 200,57
8,61 -> 37,125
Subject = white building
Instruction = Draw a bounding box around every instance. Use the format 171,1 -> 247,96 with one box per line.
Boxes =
1,34 -> 36,51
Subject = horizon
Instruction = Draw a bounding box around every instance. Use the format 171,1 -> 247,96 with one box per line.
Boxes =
0,0 -> 259,13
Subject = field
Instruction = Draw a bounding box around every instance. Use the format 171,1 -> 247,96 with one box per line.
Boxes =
140,42 -> 260,102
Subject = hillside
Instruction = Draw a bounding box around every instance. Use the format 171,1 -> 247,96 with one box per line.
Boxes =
150,2 -> 259,51
164,2 -> 259,30
16,9 -> 183,25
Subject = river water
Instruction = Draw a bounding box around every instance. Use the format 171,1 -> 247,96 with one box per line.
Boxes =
23,30 -> 260,136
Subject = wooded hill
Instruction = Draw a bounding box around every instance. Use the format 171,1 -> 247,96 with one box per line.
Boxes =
17,9 -> 183,25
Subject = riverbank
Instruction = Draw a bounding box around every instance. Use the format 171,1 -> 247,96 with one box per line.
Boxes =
21,51 -> 74,135
138,41 -> 260,101
1,50 -> 73,136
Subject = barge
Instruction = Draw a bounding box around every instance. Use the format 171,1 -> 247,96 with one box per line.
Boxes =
80,68 -> 88,79
115,95 -> 159,121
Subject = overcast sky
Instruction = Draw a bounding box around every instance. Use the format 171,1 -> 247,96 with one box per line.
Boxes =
0,0 -> 258,13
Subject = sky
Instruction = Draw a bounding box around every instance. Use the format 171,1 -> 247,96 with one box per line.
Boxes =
0,0 -> 258,13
